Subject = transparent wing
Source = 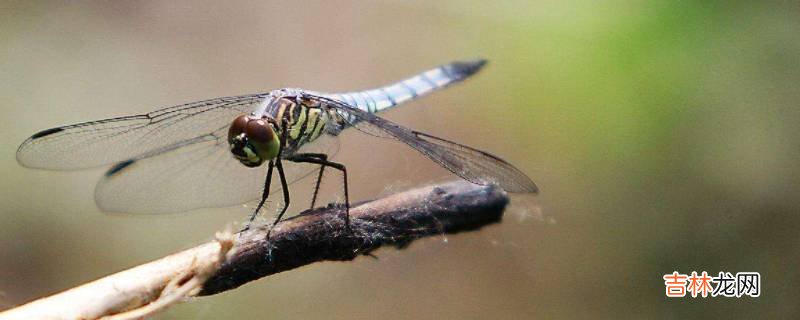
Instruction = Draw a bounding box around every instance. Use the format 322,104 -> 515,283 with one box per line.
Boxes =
16,93 -> 270,170
314,94 -> 538,193
95,129 -> 340,214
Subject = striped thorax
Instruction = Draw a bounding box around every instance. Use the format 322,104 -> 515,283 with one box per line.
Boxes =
264,90 -> 331,154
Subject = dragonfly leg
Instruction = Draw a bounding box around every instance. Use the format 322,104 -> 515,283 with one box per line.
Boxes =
286,153 -> 351,233
311,164 -> 325,209
266,117 -> 291,240
266,157 -> 291,239
294,152 -> 329,209
242,160 -> 274,232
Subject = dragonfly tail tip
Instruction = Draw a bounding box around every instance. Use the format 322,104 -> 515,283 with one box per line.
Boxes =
447,59 -> 488,79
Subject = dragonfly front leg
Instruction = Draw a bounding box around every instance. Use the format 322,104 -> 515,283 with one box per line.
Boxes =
267,156 -> 290,239
266,118 -> 291,239
286,153 -> 351,232
243,159 -> 274,232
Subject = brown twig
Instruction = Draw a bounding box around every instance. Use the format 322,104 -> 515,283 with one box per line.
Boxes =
0,181 -> 508,319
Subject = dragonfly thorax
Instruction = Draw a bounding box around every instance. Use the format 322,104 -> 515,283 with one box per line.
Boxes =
227,114 -> 280,167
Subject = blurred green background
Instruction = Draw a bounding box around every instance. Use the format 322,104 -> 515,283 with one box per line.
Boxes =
1,1 -> 798,319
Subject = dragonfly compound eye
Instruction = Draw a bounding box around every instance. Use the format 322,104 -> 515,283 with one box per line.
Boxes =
227,115 -> 262,167
228,115 -> 249,144
245,119 -> 274,144
245,118 -> 280,162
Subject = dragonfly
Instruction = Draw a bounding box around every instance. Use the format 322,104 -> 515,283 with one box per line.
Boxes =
16,59 -> 538,233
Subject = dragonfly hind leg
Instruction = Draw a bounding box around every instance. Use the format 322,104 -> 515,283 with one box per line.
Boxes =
287,153 -> 352,232
298,152 -> 330,209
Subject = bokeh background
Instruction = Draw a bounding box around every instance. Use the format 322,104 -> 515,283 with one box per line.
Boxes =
1,1 -> 798,318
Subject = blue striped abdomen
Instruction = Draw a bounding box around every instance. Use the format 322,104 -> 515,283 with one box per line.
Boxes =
323,59 -> 487,114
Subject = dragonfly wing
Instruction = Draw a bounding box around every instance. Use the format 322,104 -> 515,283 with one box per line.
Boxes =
16,93 -> 269,170
95,128 -> 340,214
316,95 -> 538,193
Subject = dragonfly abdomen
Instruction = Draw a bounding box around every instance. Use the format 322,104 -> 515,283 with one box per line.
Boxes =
326,59 -> 487,114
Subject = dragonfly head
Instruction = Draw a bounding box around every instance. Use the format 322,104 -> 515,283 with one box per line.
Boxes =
227,115 -> 280,167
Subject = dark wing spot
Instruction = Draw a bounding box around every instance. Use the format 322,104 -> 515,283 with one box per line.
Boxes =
106,159 -> 135,177
30,127 -> 64,139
